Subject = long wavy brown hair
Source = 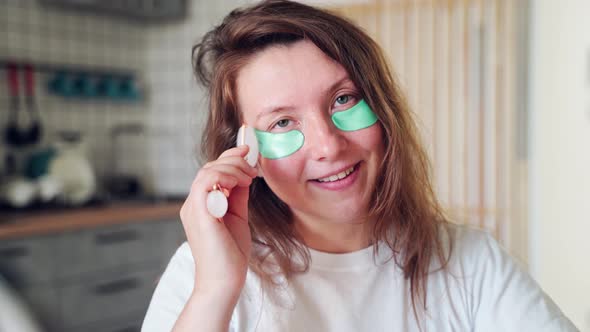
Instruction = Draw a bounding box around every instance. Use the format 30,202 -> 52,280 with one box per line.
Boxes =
192,0 -> 450,318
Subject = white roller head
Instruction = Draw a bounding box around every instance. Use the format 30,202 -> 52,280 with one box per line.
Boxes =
206,190 -> 228,219
237,125 -> 259,167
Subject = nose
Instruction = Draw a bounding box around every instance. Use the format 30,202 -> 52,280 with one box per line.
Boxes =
304,112 -> 348,161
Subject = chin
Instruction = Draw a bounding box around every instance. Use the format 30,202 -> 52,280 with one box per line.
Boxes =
318,205 -> 370,224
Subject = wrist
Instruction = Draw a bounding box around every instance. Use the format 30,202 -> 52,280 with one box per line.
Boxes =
193,283 -> 243,308
173,286 -> 241,332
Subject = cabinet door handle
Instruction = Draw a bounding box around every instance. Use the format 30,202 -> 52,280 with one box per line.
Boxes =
93,277 -> 140,295
94,229 -> 140,245
0,246 -> 30,259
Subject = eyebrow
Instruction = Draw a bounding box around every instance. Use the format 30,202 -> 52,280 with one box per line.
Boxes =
255,76 -> 354,121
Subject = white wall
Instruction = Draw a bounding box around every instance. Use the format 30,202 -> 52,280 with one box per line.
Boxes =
529,0 -> 590,330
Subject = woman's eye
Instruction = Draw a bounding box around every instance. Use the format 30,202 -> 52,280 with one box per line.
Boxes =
275,119 -> 290,128
335,95 -> 352,106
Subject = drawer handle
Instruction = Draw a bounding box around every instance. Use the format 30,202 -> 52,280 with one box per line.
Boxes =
93,277 -> 140,295
95,229 -> 140,245
0,246 -> 30,259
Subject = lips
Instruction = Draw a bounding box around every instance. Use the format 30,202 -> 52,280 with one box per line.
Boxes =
312,162 -> 360,182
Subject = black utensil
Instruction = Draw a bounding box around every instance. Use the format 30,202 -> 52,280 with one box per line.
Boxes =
23,64 -> 42,145
4,63 -> 22,147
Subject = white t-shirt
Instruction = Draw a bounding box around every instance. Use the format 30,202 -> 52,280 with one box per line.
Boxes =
142,224 -> 578,331
0,276 -> 43,332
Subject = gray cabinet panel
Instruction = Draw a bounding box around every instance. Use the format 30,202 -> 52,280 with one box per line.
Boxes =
2,218 -> 182,330
54,220 -> 180,279
21,286 -> 61,332
151,219 -> 185,267
58,268 -> 159,328
64,311 -> 144,332
0,236 -> 57,286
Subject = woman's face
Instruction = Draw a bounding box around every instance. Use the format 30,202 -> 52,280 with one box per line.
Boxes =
236,40 -> 385,227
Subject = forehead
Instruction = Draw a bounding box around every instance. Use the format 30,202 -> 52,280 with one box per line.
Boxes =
235,40 -> 349,123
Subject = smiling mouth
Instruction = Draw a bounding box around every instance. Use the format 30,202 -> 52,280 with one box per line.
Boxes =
313,163 -> 360,183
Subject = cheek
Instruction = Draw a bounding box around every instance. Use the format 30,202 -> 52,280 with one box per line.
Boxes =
349,124 -> 385,151
369,125 -> 385,149
259,156 -> 304,185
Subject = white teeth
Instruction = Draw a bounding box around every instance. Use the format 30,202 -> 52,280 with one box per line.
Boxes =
317,166 -> 355,183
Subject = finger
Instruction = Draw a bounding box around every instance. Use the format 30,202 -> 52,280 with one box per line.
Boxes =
207,164 -> 254,188
179,190 -> 233,253
183,170 -> 238,227
202,156 -> 257,177
192,169 -> 239,195
218,145 -> 249,159
201,147 -> 247,169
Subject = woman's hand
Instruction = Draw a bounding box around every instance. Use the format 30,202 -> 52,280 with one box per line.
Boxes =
179,145 -> 258,299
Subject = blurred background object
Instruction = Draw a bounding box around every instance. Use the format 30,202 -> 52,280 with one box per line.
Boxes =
47,130 -> 96,206
331,0 -> 528,260
0,0 -> 588,331
325,1 -> 589,330
39,0 -> 188,22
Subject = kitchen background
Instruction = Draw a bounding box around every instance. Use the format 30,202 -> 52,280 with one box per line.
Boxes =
0,1 -> 235,331
0,0 -> 589,331
0,0 -> 216,200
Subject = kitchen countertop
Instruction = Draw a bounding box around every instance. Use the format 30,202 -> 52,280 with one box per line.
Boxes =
0,199 -> 184,240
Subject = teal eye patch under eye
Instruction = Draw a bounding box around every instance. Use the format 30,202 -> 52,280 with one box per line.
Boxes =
253,100 -> 377,159
254,129 -> 304,159
332,99 -> 378,131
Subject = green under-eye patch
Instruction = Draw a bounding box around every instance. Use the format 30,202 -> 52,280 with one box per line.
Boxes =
331,99 -> 378,131
254,129 -> 304,159
254,100 -> 378,159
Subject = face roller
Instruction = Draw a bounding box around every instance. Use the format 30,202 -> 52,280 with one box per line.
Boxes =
206,125 -> 258,220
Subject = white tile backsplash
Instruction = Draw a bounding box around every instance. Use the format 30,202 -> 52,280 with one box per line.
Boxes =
0,0 -> 251,197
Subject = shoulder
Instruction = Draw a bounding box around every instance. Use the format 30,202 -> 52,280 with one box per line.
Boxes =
156,241 -> 195,286
170,241 -> 195,269
444,223 -> 499,253
440,223 -> 509,271
142,242 -> 195,332
440,222 -> 531,298
439,223 -> 578,331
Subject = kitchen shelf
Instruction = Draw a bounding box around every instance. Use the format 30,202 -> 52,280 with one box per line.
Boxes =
0,59 -> 135,78
0,200 -> 183,240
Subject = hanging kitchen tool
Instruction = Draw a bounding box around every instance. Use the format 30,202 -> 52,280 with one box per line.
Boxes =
3,64 -> 42,147
23,64 -> 42,145
4,63 -> 21,147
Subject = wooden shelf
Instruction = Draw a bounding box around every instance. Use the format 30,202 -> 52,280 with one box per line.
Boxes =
0,201 -> 183,240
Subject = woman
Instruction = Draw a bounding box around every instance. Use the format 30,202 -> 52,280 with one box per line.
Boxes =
142,1 -> 577,331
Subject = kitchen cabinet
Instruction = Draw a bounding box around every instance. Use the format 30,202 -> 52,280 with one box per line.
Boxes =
0,217 -> 184,331
0,236 -> 58,286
